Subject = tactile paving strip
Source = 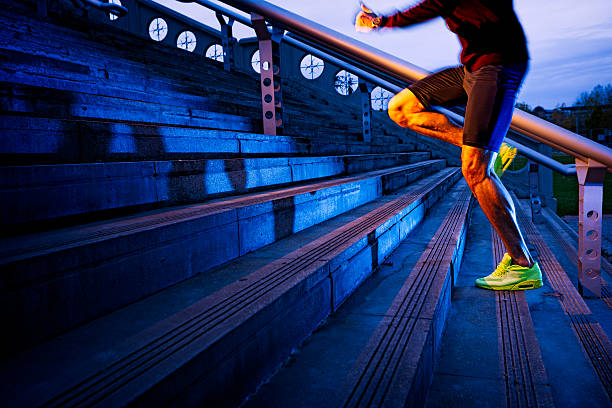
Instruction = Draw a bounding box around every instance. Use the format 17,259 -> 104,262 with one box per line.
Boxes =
492,227 -> 555,408
514,195 -> 612,400
341,186 -> 473,408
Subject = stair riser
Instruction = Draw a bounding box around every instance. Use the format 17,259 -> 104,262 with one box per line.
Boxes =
0,162 -> 444,355
396,210 -> 470,408
0,116 -> 309,163
0,82 -> 256,132
0,154 -> 430,226
137,274 -> 334,408
337,185 -> 473,408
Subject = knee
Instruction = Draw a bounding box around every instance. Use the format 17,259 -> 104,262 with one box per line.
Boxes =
461,149 -> 492,190
388,106 -> 407,125
461,163 -> 486,188
387,89 -> 424,125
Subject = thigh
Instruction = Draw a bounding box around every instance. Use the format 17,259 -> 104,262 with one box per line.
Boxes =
408,66 -> 467,110
462,63 -> 527,152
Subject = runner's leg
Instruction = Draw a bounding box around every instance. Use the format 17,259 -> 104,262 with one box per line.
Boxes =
462,63 -> 532,267
388,67 -> 466,147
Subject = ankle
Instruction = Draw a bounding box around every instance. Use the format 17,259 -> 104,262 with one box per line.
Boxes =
511,258 -> 534,268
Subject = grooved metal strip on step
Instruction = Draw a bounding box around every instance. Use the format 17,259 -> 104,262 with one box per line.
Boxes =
540,216 -> 612,311
41,169 -> 461,408
0,161 -> 442,262
492,228 -> 555,408
513,195 -> 612,400
342,186 -> 473,408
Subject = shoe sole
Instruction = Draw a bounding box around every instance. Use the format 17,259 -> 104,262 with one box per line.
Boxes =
475,279 -> 543,291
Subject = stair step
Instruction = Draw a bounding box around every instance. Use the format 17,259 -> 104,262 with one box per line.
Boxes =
0,46 -> 262,115
243,179 -> 473,408
0,161 -> 448,355
0,82 -> 257,132
427,199 -> 612,407
0,10 -> 409,156
512,195 -> 612,401
491,228 -> 556,407
339,184 -> 473,407
0,152 -> 430,226
0,168 -> 462,407
0,115 -> 310,164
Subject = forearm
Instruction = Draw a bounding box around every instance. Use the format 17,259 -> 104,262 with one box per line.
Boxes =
381,0 -> 456,28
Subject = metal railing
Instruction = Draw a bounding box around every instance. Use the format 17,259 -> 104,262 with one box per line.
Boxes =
198,0 -> 611,298
71,0 -> 128,17
94,0 -> 610,296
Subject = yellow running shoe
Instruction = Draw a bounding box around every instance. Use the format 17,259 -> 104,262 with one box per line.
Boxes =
493,143 -> 518,178
475,253 -> 543,291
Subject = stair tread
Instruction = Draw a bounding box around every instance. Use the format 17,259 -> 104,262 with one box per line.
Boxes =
427,203 -> 612,407
0,168 -> 460,407
243,180 -> 472,408
0,160 -> 444,262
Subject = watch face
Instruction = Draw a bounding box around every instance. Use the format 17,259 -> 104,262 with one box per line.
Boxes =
373,17 -> 382,27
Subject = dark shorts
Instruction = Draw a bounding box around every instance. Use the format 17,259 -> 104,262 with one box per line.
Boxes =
408,63 -> 528,152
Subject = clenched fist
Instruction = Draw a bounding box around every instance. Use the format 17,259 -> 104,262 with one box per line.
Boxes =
355,3 -> 383,32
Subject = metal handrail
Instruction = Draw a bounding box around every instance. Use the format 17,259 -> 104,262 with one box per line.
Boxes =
72,0 -> 128,17
439,108 -> 577,176
179,0 -> 578,176
209,0 -> 612,170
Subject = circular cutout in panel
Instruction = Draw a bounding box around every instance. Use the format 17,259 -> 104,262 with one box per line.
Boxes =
586,249 -> 598,259
300,54 -> 324,80
205,44 -> 224,62
148,18 -> 168,42
587,210 -> 599,221
177,31 -> 197,52
371,87 -> 394,111
251,50 -> 261,74
108,0 -> 122,21
586,229 -> 599,241
334,70 -> 359,96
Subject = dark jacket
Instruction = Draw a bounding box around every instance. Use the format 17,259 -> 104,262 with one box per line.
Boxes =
381,0 -> 529,71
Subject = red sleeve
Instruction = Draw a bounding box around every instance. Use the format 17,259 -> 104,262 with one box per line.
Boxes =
382,0 -> 458,28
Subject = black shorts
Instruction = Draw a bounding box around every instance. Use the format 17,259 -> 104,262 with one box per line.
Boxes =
408,63 -> 528,152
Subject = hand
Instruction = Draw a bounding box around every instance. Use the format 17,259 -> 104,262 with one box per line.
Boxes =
355,3 -> 383,32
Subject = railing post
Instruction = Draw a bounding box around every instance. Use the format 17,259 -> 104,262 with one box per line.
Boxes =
538,144 -> 557,212
358,78 -> 372,143
529,160 -> 544,223
575,158 -> 606,298
251,13 -> 283,135
216,12 -> 236,72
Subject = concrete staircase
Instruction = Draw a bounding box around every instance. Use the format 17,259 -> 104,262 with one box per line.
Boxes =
1,2 -> 611,408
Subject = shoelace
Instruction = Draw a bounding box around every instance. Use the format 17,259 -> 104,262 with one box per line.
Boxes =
492,262 -> 508,277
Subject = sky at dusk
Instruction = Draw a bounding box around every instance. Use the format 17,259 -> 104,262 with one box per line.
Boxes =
153,0 -> 612,109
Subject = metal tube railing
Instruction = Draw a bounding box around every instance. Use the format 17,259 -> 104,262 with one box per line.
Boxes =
179,0 -> 607,297
438,108 -> 577,176
187,0 -> 579,176
72,0 -> 128,17
213,0 -> 612,170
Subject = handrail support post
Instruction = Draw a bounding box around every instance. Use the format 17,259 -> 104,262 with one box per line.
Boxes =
251,13 -> 283,135
576,158 -> 606,298
215,12 -> 235,72
529,160 -> 544,224
358,78 -> 372,144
